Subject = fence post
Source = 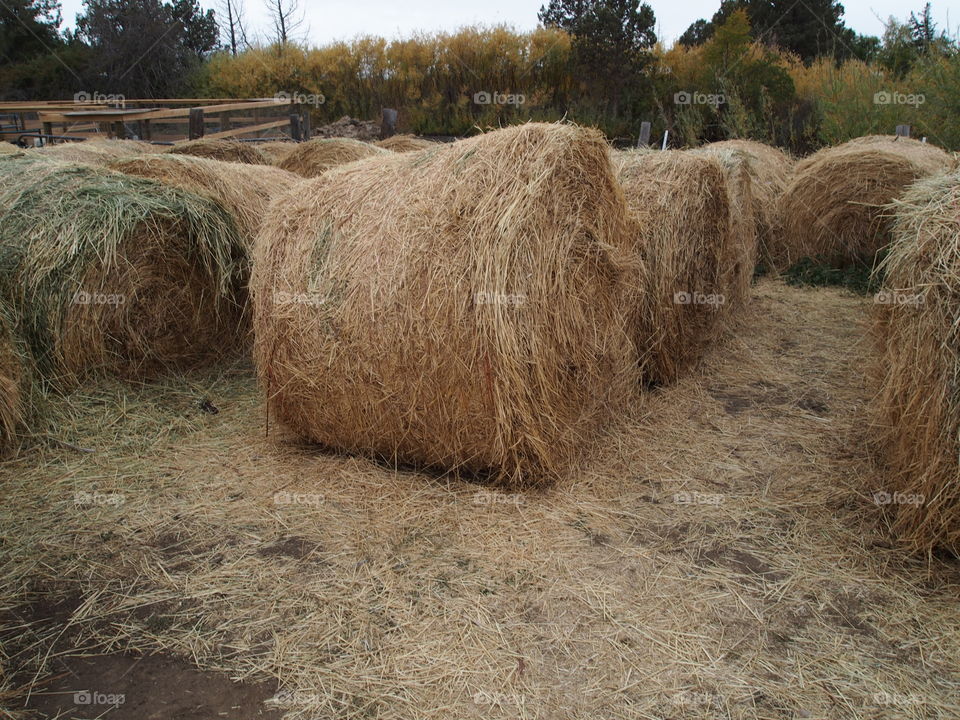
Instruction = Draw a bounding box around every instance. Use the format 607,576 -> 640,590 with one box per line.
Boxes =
637,121 -> 651,148
188,108 -> 204,140
289,113 -> 303,141
381,108 -> 398,139
895,124 -> 910,138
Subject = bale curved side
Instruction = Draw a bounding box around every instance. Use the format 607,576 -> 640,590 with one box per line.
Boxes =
779,137 -> 952,268
375,135 -> 435,153
276,138 -> 389,178
253,123 -> 639,485
870,169 -> 960,554
167,139 -> 268,165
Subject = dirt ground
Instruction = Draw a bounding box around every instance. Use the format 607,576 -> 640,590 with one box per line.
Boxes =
1,279 -> 958,719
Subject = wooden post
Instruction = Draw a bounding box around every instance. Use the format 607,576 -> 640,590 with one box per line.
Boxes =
41,121 -> 52,140
112,120 -> 126,139
381,108 -> 398,139
188,108 -> 205,140
219,111 -> 232,133
895,124 -> 910,138
637,121 -> 651,147
300,106 -> 311,139
289,114 -> 303,142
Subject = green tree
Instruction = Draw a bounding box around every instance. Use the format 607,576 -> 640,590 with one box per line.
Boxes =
0,0 -> 62,63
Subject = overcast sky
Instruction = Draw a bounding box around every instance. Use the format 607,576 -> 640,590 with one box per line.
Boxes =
57,0 -> 956,47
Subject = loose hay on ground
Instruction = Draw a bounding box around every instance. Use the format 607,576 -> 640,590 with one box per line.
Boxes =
779,135 -> 953,268
615,149 -> 739,384
253,122 -> 639,485
0,156 -> 247,383
167,139 -> 268,165
870,168 -> 960,555
375,134 -> 435,152
276,137 -> 389,177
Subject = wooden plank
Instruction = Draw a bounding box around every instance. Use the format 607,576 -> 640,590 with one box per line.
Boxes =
188,108 -> 204,139
38,99 -> 288,124
199,119 -> 289,141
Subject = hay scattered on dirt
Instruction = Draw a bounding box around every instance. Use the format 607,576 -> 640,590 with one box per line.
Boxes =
253,123 -> 639,485
276,137 -> 389,177
167,139 -> 268,165
615,149 -> 742,384
779,136 -> 953,268
697,139 -> 795,272
374,134 -> 435,153
870,169 -> 960,554
0,156 -> 246,383
109,154 -> 300,251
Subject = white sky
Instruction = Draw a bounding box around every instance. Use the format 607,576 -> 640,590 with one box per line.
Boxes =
56,0 -> 956,48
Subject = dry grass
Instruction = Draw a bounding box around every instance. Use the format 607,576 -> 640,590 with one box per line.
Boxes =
167,139 -> 268,165
254,123 -> 639,486
779,136 -> 953,268
615,149 -> 743,384
256,140 -> 299,163
0,143 -> 21,155
696,140 -> 795,272
0,155 -> 246,384
109,154 -> 300,251
374,134 -> 435,152
0,299 -> 25,454
870,169 -> 960,554
275,137 -> 389,178
2,280 -> 959,719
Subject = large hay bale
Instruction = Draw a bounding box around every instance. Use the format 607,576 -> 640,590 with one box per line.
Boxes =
109,154 -> 300,250
374,134 -> 435,153
0,156 -> 246,382
34,138 -> 162,166
779,136 -> 953,268
253,123 -> 639,485
276,137 -> 389,178
870,169 -> 960,554
615,149 -> 737,384
0,300 -> 27,454
0,143 -> 21,155
257,141 -> 299,163
696,139 -> 794,272
167,139 -> 268,165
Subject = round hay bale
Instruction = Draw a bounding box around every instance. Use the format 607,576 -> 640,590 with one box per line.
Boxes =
695,139 -> 795,272
0,301 -> 26,454
779,136 -> 953,268
35,138 -> 162,166
0,143 -> 21,155
276,137 -> 389,178
256,141 -> 299,163
109,154 -> 300,250
252,123 -> 639,485
615,149 -> 736,384
0,156 -> 246,382
167,139 -> 268,165
374,134 -> 435,153
870,169 -> 960,554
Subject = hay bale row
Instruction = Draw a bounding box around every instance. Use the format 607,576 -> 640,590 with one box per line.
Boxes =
374,134 -> 435,153
615,149 -> 740,384
870,169 -> 960,554
252,123 -> 639,485
33,138 -> 163,166
167,139 -> 268,165
0,155 -> 247,383
276,137 -> 389,178
256,141 -> 299,164
779,136 -> 953,268
696,139 -> 795,272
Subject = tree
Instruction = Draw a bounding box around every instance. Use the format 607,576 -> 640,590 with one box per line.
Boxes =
678,19 -> 711,48
0,0 -> 62,63
539,0 -> 657,116
77,0 -> 219,97
219,0 -> 248,55
264,0 -> 303,45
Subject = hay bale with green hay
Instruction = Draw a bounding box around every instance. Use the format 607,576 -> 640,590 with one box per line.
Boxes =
0,156 -> 247,383
779,136 -> 953,269
276,137 -> 389,178
252,123 -> 639,485
167,139 -> 268,165
869,169 -> 960,554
